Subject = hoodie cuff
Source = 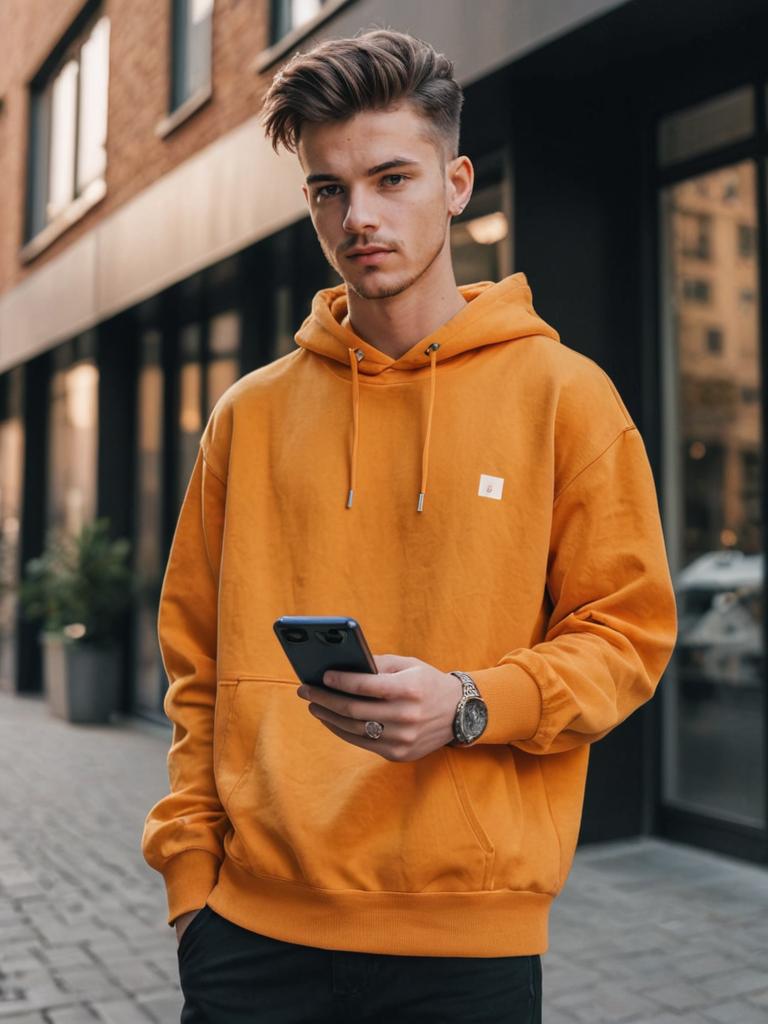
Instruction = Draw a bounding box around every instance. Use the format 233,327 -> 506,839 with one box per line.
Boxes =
469,663 -> 542,744
163,849 -> 222,926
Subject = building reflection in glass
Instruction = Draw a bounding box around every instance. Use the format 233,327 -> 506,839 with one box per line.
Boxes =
662,160 -> 765,825
47,341 -> 98,537
0,368 -> 24,692
134,329 -> 165,713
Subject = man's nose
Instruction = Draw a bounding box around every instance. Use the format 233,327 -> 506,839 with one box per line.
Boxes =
342,189 -> 380,234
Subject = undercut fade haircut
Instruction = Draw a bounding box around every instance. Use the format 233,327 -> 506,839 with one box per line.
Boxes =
260,28 -> 464,162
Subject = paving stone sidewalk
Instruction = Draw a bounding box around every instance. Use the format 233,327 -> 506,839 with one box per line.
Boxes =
0,690 -> 766,1024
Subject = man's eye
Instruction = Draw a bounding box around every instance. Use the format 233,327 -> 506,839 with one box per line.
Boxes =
316,185 -> 343,199
382,174 -> 407,186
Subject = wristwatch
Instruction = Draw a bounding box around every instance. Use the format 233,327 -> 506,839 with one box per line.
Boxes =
449,671 -> 488,745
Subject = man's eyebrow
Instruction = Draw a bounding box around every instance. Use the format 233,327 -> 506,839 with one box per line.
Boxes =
367,157 -> 422,176
305,158 -> 421,185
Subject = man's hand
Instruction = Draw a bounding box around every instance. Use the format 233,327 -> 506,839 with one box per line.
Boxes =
295,654 -> 462,761
175,908 -> 202,946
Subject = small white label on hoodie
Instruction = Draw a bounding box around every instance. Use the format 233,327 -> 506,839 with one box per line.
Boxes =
478,474 -> 504,500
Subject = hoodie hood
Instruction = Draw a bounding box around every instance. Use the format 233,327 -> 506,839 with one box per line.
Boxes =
294,271 -> 560,376
293,272 -> 560,512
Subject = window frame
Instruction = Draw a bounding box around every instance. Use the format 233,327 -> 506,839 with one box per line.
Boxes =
156,0 -> 215,139
22,1 -> 109,262
655,77 -> 768,857
253,0 -> 357,75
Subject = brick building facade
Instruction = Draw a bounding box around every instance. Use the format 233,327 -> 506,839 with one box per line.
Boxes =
0,0 -> 267,290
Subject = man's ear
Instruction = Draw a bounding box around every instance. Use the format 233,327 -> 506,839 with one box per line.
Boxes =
447,155 -> 474,214
301,184 -> 310,209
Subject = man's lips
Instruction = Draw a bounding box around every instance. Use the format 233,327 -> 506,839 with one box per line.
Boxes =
345,247 -> 395,264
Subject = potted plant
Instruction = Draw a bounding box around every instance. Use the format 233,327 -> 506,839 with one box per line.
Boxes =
0,529 -> 20,691
19,518 -> 134,723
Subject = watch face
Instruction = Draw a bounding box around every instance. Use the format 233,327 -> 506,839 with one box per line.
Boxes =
461,698 -> 488,740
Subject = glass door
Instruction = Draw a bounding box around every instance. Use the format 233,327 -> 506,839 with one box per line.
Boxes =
47,336 -> 99,535
0,369 -> 25,692
133,328 -> 166,715
660,159 -> 765,827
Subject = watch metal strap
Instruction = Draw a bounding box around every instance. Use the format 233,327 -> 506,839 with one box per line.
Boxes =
450,670 -> 481,700
449,670 -> 482,745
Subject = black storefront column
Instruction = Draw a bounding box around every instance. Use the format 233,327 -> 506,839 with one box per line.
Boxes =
509,77 -> 649,842
17,352 -> 50,694
97,314 -> 138,714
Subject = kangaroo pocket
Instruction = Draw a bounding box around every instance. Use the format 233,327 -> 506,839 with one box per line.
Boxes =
447,744 -> 563,896
214,676 -> 497,893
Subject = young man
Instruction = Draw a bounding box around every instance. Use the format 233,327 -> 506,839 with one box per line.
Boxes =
142,29 -> 677,1024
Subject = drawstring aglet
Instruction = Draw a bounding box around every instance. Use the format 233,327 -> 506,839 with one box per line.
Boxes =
417,492 -> 425,513
346,489 -> 354,509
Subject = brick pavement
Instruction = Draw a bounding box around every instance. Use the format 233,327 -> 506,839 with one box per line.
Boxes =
0,689 -> 767,1023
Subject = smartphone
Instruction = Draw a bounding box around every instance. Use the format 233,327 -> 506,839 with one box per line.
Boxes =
273,616 -> 377,691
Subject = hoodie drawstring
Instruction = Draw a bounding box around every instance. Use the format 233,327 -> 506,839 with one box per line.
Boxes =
346,347 -> 364,508
417,342 -> 440,512
346,343 -> 439,513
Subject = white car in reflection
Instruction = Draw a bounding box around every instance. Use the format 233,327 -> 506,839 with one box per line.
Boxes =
675,550 -> 763,692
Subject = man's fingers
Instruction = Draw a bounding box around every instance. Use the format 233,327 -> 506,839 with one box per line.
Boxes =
373,653 -> 418,673
300,684 -> 419,723
317,671 -> 389,697
309,702 -> 388,739
323,656 -> 419,697
298,685 -> 377,716
317,717 -> 386,755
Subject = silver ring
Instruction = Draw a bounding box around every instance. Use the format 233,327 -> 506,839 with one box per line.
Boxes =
364,720 -> 384,740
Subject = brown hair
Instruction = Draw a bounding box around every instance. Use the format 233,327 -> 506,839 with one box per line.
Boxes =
260,29 -> 463,161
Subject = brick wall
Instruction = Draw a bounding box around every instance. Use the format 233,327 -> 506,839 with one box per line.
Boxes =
0,0 -> 272,297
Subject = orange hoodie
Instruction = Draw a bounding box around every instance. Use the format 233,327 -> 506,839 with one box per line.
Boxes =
142,272 -> 677,957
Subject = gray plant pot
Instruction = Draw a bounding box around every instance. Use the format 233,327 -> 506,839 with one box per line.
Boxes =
40,632 -> 121,724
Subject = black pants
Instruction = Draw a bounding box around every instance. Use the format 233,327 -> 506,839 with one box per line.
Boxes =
178,905 -> 542,1023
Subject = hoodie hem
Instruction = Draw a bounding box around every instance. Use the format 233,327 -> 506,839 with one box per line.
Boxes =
206,854 -> 552,957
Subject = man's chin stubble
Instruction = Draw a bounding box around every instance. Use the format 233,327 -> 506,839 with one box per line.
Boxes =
347,274 -> 417,300
330,233 -> 447,301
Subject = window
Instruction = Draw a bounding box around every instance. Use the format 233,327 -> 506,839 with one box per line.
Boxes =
47,335 -> 99,536
660,161 -> 765,828
207,311 -> 240,412
0,368 -> 24,693
682,278 -> 711,304
705,327 -> 723,354
177,324 -> 203,508
271,0 -> 327,43
450,150 -> 512,286
737,223 -> 757,259
657,87 -> 754,167
133,329 -> 166,715
171,0 -> 214,111
679,212 -> 712,260
26,14 -> 110,243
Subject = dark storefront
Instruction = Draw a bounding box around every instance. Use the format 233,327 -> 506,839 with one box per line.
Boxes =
473,0 -> 768,859
1,0 -> 767,864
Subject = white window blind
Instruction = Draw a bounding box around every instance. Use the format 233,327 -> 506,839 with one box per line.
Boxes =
47,59 -> 79,220
191,0 -> 214,23
292,0 -> 322,29
185,0 -> 213,101
76,16 -> 110,192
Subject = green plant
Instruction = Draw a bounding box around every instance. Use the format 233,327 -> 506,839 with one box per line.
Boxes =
0,532 -> 15,599
0,532 -> 20,635
20,518 -> 134,647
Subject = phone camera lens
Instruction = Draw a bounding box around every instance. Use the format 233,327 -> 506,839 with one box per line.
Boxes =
318,629 -> 344,645
284,628 -> 308,644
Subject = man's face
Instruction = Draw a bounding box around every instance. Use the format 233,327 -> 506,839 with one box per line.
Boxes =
298,104 -> 458,300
